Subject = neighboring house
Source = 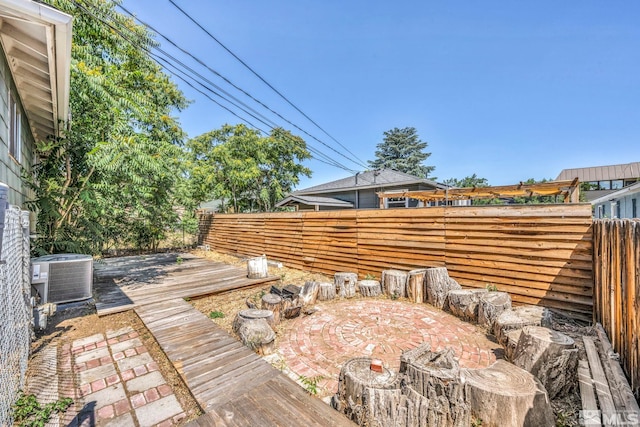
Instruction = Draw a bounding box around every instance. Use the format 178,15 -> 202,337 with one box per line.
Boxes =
591,181 -> 640,219
557,162 -> 640,202
276,169 -> 447,211
0,0 -> 72,208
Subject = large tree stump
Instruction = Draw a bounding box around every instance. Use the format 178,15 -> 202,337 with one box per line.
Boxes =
400,344 -> 470,427
425,267 -> 461,309
358,280 -> 381,297
318,282 -> 337,301
512,326 -> 578,399
233,309 -> 274,333
406,269 -> 427,303
463,360 -> 554,427
236,318 -> 276,356
247,255 -> 268,278
299,281 -> 320,306
382,270 -> 408,298
503,329 -> 523,361
477,291 -> 511,329
446,289 -> 487,322
261,293 -> 283,325
332,357 -> 405,427
493,306 -> 553,348
335,272 -> 358,298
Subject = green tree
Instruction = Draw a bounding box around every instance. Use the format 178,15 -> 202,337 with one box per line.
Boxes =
368,127 -> 435,178
186,125 -> 311,212
28,0 -> 189,254
443,174 -> 489,188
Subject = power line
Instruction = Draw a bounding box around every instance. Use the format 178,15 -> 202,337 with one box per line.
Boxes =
166,0 -> 368,168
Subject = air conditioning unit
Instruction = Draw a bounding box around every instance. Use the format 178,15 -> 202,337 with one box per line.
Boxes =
31,254 -> 93,304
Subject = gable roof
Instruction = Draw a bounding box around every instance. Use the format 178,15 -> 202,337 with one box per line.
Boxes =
0,0 -> 72,141
275,195 -> 354,208
590,181 -> 640,205
557,162 -> 640,182
294,169 -> 445,195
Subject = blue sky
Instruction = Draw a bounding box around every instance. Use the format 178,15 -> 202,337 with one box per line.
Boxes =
122,0 -> 640,189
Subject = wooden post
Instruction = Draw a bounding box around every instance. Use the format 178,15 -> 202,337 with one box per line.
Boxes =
233,309 -> 275,332
299,281 -> 320,306
261,293 -> 283,325
406,269 -> 426,303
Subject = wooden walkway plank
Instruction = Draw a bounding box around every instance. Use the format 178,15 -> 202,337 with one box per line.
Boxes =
583,337 -> 617,415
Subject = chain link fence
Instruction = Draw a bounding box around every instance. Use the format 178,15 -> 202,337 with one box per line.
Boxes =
0,184 -> 32,425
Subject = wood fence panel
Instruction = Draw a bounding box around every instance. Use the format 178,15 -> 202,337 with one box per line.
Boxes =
301,211 -> 358,275
262,213 -> 304,270
593,219 -> 640,397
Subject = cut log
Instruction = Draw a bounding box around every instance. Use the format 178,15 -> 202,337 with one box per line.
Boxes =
406,269 -> 427,303
446,289 -> 487,322
335,272 -> 358,298
299,281 -> 320,306
358,280 -> 381,297
503,329 -> 523,361
381,269 -> 408,299
247,255 -> 268,279
261,293 -> 284,324
236,318 -> 276,356
493,305 -> 553,347
477,292 -> 511,329
400,344 -> 470,426
318,282 -> 337,301
245,296 -> 257,309
425,267 -> 461,309
283,304 -> 302,319
233,309 -> 274,333
463,360 -> 554,427
512,326 -> 578,399
331,357 -> 404,426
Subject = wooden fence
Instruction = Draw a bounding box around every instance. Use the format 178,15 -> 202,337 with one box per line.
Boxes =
199,204 -> 594,317
593,219 -> 640,396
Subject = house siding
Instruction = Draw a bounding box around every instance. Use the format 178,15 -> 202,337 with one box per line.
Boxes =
594,193 -> 640,219
0,47 -> 35,208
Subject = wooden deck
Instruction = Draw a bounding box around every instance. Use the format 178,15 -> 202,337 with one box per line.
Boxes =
136,299 -> 353,427
93,253 -> 279,316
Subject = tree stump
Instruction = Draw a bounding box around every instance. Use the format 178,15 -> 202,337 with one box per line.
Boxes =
299,281 -> 320,306
283,304 -> 302,319
261,293 -> 283,325
331,357 -> 404,426
503,329 -> 523,361
446,289 -> 487,322
400,344 -> 470,427
382,269 -> 408,298
247,255 -> 268,279
335,272 -> 358,298
406,269 -> 427,303
236,318 -> 276,356
318,282 -> 336,301
512,326 -> 578,399
233,309 -> 274,333
425,267 -> 461,309
477,291 -> 511,329
358,280 -> 381,297
463,360 -> 554,427
493,306 -> 553,347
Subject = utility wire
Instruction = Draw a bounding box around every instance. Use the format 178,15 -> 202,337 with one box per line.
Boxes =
166,0 -> 368,168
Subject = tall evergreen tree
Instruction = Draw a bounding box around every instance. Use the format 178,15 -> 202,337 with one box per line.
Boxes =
368,127 -> 435,178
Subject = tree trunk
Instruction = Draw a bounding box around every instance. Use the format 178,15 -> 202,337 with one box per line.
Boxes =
425,267 -> 460,309
261,293 -> 283,325
446,289 -> 487,322
382,270 -> 408,299
503,329 -> 523,361
400,344 -> 470,427
493,306 -> 553,347
477,291 -> 512,329
331,357 -> 405,427
236,318 -> 276,356
319,282 -> 337,301
233,309 -> 274,333
463,360 -> 554,427
335,272 -> 358,298
358,280 -> 381,297
247,255 -> 268,278
512,326 -> 578,399
299,281 -> 320,306
406,269 -> 427,303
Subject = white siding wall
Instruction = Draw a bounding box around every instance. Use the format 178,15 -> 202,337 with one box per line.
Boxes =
593,190 -> 640,219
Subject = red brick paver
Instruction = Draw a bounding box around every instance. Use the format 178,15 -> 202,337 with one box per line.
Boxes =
278,299 -> 501,396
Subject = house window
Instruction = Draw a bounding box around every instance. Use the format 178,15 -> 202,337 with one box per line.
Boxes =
599,181 -> 611,190
385,189 -> 408,208
611,180 -> 623,190
9,92 -> 21,163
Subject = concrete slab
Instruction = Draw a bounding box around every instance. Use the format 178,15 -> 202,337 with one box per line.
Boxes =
134,395 -> 182,426
81,383 -> 126,411
117,352 -> 153,372
79,364 -> 117,385
110,337 -> 142,354
103,412 -> 135,427
125,371 -> 165,394
72,333 -> 105,348
107,327 -> 134,339
75,347 -> 110,364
